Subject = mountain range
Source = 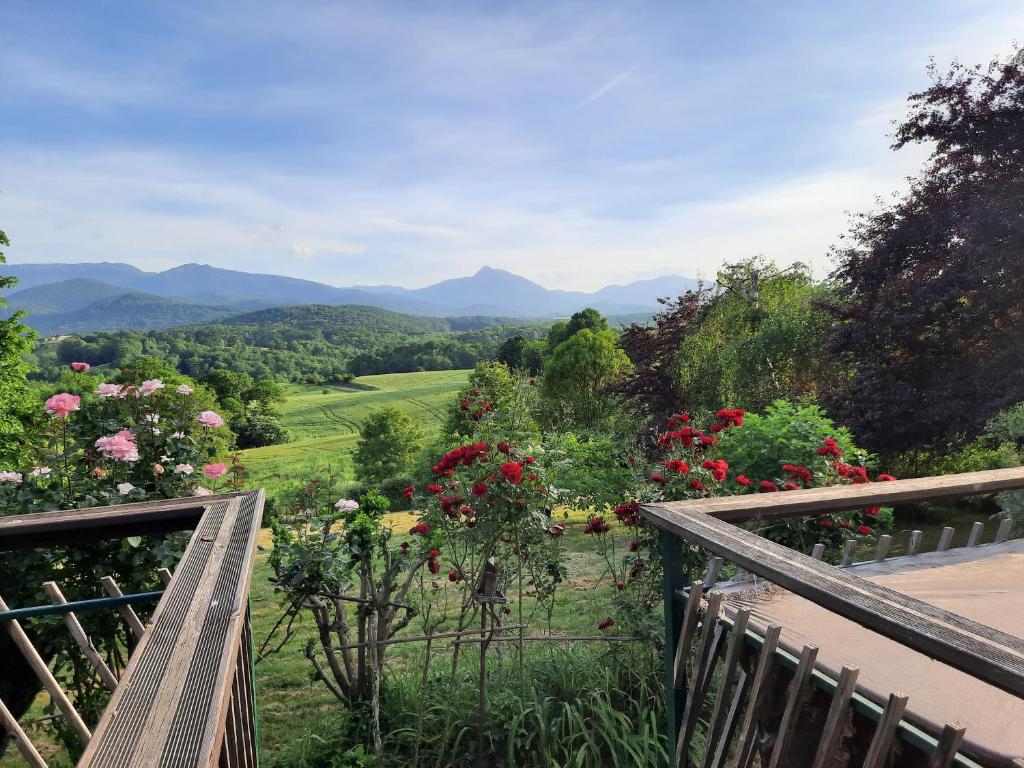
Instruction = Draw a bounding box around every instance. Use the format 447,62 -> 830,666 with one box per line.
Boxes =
2,262 -> 697,335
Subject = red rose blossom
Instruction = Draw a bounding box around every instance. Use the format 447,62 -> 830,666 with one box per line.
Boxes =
856,524 -> 873,536
471,481 -> 489,497
759,480 -> 779,492
597,618 -> 615,630
500,461 -> 524,484
736,475 -> 752,486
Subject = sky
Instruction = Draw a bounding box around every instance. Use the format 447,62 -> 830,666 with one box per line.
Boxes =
1,1 -> 1021,291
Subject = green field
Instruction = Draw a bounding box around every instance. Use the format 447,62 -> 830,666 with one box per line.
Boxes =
239,370 -> 469,495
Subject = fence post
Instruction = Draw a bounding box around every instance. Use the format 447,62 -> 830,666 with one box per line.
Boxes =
662,530 -> 688,765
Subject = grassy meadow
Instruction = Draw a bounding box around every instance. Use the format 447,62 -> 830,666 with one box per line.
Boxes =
238,370 -> 469,496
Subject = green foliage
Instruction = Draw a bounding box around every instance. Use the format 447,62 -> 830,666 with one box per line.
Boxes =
545,432 -> 644,513
37,306 -> 547,385
675,258 -> 833,414
540,327 -> 632,430
0,227 -> 36,465
547,307 -> 609,349
442,361 -> 518,441
713,400 -> 865,482
353,408 -> 424,483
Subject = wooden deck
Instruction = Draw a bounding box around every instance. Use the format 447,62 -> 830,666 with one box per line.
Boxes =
1,491 -> 265,768
643,467 -> 1024,767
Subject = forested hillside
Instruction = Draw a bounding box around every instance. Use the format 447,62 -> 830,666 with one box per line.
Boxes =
29,304 -> 549,383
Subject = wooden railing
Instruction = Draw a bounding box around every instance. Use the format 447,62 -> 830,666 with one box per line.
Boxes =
0,490 -> 265,768
642,467 -> 1024,768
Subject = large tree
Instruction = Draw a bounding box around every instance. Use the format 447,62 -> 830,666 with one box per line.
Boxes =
0,228 -> 34,465
825,49 -> 1024,453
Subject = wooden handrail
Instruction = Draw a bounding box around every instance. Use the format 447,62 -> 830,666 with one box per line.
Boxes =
652,466 -> 1024,524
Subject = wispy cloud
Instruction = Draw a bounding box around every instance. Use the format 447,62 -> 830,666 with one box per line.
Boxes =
575,64 -> 638,109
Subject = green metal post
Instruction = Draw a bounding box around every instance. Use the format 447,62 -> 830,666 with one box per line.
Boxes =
662,530 -> 688,766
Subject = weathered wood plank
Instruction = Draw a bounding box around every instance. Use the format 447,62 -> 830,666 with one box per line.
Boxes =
100,576 -> 146,641
700,609 -> 750,768
966,522 -> 984,547
0,492 -> 249,551
674,582 -> 704,689
42,580 -> 119,691
0,693 -> 49,768
708,669 -> 747,768
78,489 -> 265,768
840,539 -> 857,567
642,502 -> 1024,699
703,557 -> 724,588
810,666 -> 859,768
874,535 -> 891,562
937,527 -> 954,551
730,624 -> 782,768
928,723 -> 967,768
677,592 -> 723,768
653,467 -> 1024,524
862,692 -> 909,768
994,519 -> 1012,543
0,594 -> 92,745
766,644 -> 818,768
907,529 -> 923,556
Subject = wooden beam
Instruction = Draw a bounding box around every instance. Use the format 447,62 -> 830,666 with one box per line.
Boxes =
42,581 -> 119,691
0,693 -> 49,768
810,666 -> 859,768
0,594 -> 92,745
766,644 -> 818,768
652,467 -> 1024,524
731,624 -> 782,768
0,492 -> 249,551
928,724 -> 967,768
100,576 -> 147,641
642,502 -> 1024,699
862,692 -> 909,768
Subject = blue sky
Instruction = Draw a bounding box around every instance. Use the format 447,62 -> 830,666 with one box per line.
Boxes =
1,1 -> 1021,290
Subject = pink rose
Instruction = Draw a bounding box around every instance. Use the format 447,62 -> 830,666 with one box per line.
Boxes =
95,430 -> 140,462
140,379 -> 164,396
70,362 -> 91,373
176,384 -> 194,395
96,383 -> 125,398
0,471 -> 23,483
45,392 -> 81,418
197,410 -> 225,428
203,462 -> 228,479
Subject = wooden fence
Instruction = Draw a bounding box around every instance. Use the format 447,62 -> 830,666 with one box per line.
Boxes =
643,467 -> 1024,768
0,490 -> 265,768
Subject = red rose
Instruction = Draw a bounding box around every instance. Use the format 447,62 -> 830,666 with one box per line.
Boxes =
497,442 -> 513,455
403,485 -> 415,500
597,618 -> 614,630
690,479 -> 705,491
819,518 -> 834,528
583,517 -> 610,535
448,569 -> 462,582
877,473 -> 896,481
865,506 -> 880,516
548,524 -> 565,537
471,481 -> 488,497
427,483 -> 443,495
460,399 -> 470,410
736,475 -> 752,486
500,461 -> 523,484
410,522 -> 431,536
784,482 -> 799,491
427,558 -> 440,574
650,472 -> 667,486
856,524 -> 872,536
759,480 -> 779,492
628,539 -> 640,552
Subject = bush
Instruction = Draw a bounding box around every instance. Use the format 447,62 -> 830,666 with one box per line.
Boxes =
378,474 -> 416,510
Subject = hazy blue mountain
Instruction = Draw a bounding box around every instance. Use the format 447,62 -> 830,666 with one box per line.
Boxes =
17,291 -> 233,335
5,278 -> 135,316
4,261 -> 698,330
